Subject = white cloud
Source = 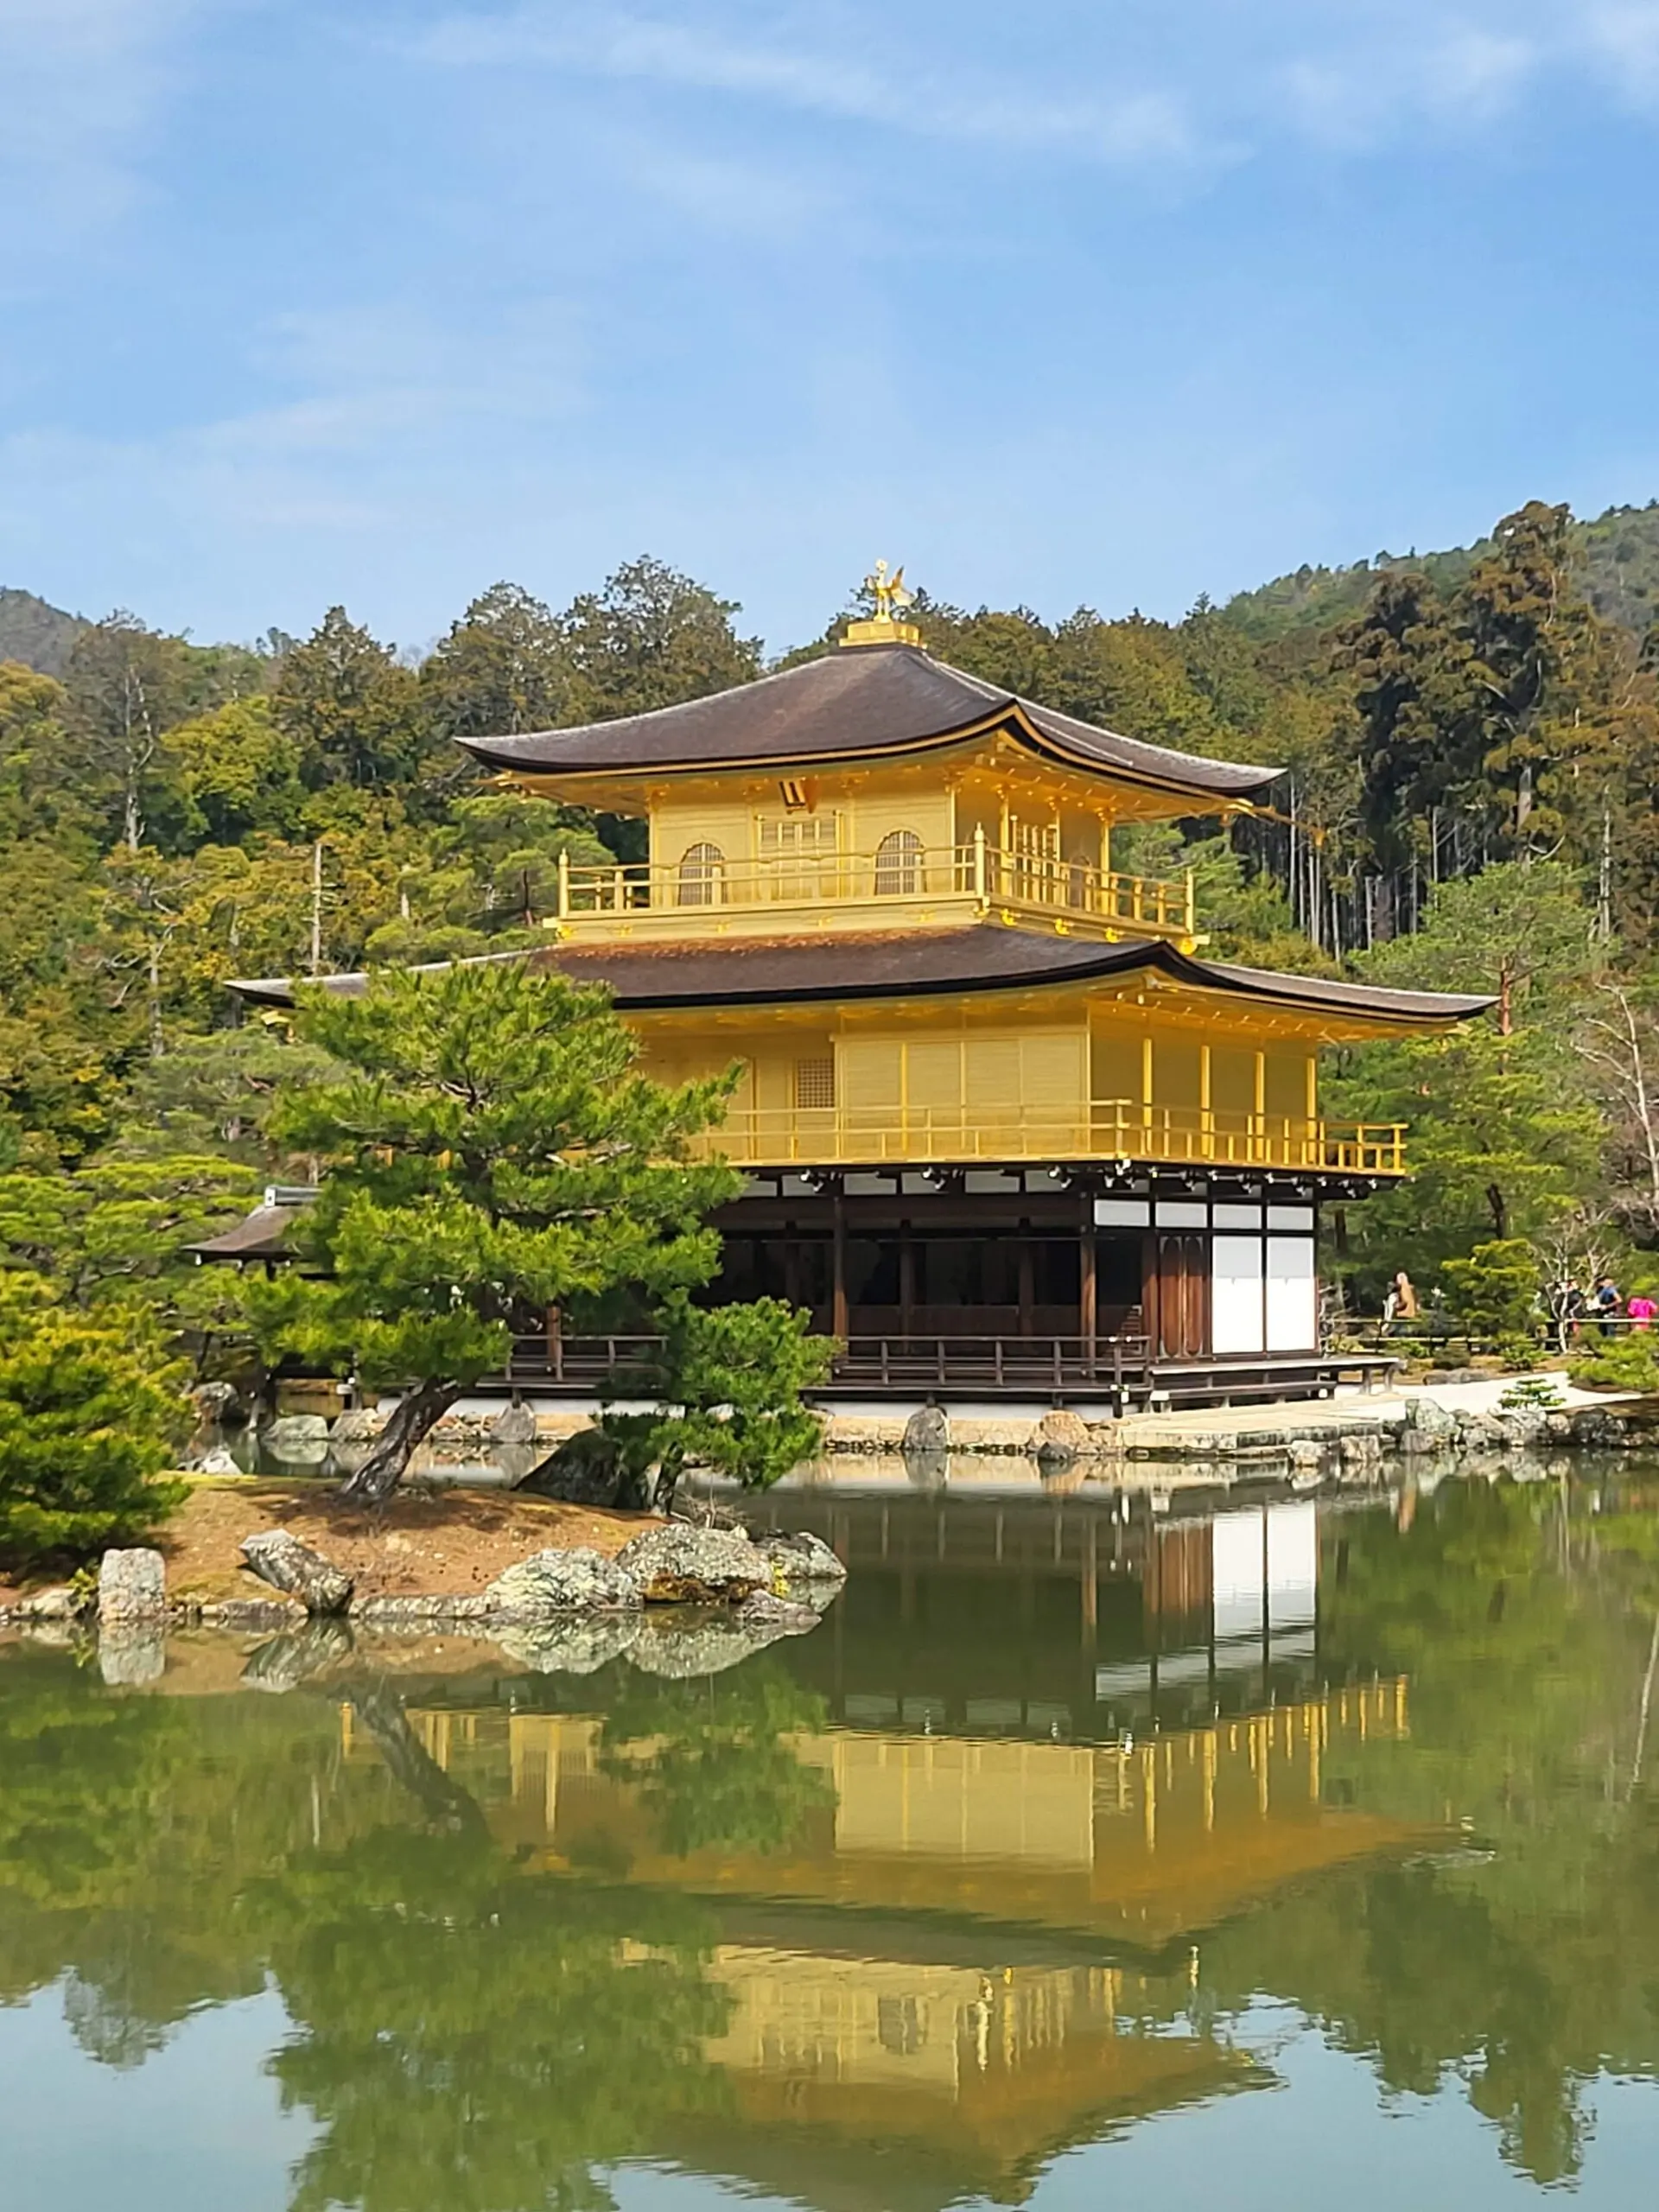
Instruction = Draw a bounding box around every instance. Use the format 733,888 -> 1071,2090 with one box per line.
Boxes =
408,5 -> 1200,164
401,0 -> 1659,167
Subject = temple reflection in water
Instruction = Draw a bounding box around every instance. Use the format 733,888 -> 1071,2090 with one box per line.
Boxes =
352,1496 -> 1424,2208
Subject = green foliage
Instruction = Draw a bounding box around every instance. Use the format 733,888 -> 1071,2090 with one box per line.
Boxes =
1567,1331 -> 1659,1393
0,1153 -> 260,1359
243,962 -> 763,1491
1440,1239 -> 1540,1357
594,1294 -> 832,1502
0,1274 -> 190,1563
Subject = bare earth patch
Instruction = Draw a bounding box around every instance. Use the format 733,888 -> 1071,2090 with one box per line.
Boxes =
150,1479 -> 664,1606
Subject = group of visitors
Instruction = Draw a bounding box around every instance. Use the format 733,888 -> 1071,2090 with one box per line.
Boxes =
1548,1276 -> 1656,1340
1381,1266 -> 1658,1349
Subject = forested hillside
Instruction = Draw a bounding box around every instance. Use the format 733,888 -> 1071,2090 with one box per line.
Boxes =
5,501 -> 1659,1332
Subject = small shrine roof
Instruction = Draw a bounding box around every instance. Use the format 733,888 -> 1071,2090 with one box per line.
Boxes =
454,641 -> 1280,802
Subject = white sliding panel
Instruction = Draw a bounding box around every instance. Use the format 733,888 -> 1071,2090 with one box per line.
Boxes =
1266,1236 -> 1318,1350
1211,1236 -> 1265,1354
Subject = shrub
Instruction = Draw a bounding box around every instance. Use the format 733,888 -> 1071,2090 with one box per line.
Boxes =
1441,1240 -> 1540,1360
0,1274 -> 192,1566
1567,1331 -> 1659,1395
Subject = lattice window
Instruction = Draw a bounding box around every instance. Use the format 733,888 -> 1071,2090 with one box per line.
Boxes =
874,827 -> 923,895
758,813 -> 839,900
794,1057 -> 836,1110
677,842 -> 724,906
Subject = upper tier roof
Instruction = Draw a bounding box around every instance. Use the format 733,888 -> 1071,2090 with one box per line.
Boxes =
454,640 -> 1281,802
230,928 -> 1493,1032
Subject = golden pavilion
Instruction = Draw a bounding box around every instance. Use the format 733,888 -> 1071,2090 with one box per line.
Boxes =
231,582 -> 1490,1405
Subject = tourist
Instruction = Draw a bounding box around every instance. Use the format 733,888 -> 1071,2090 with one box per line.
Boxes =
1629,1290 -> 1657,1332
1592,1275 -> 1624,1337
1382,1269 -> 1417,1334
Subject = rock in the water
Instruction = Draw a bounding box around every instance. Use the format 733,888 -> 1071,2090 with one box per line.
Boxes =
98,1548 -> 166,1624
491,1398 -> 539,1447
239,1529 -> 354,1615
485,1547 -> 642,1616
241,1620 -> 353,1692
734,1590 -> 821,1633
1403,1396 -> 1459,1440
98,1629 -> 165,1687
188,1381 -> 240,1427
328,1407 -> 385,1475
627,1612 -> 786,1678
613,1523 -> 772,1605
903,1404 -> 950,1456
516,1425 -> 631,1503
1287,1438 -> 1325,1470
492,1613 -> 643,1675
188,1445 -> 243,1476
350,1592 -> 493,1624
1033,1408 -> 1093,1458
16,1585 -> 85,1623
753,1529 -> 847,1584
261,1413 -> 331,1463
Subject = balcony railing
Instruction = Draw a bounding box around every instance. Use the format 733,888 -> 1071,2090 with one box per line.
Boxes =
688,1100 -> 1406,1175
554,835 -> 1197,942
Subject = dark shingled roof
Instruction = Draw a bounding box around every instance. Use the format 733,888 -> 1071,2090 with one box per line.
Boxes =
454,641 -> 1280,800
230,930 -> 1493,1027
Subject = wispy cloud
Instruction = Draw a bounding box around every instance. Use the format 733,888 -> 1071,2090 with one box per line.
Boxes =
408,5 -> 1199,164
404,1 -> 1659,167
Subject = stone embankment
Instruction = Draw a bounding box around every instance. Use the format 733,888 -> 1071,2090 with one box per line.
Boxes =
0,1522 -> 849,1688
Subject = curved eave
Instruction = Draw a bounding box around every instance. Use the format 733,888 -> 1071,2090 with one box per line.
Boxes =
228,936 -> 1495,1039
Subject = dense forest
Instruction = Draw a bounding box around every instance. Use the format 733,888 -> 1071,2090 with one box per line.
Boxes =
7,501 -> 1659,1330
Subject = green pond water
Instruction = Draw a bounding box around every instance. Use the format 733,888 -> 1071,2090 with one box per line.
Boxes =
5,1465 -> 1659,2210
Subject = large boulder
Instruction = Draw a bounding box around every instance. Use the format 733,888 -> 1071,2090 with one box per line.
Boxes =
491,1399 -> 539,1448
261,1414 -> 331,1465
613,1524 -> 772,1605
188,1445 -> 243,1476
903,1405 -> 950,1455
327,1408 -> 386,1476
98,1548 -> 166,1625
485,1547 -> 642,1617
239,1529 -> 355,1615
1033,1408 -> 1094,1464
752,1530 -> 846,1608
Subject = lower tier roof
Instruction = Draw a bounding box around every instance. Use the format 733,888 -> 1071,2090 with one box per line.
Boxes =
230,926 -> 1493,1031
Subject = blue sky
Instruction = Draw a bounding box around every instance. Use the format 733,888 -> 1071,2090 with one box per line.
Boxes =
3,1 -> 1659,656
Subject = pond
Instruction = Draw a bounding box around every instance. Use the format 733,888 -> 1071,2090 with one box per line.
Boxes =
3,1463 -> 1659,2209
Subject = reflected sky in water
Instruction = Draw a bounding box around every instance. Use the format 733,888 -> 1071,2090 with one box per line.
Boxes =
3,1465 -> 1659,2209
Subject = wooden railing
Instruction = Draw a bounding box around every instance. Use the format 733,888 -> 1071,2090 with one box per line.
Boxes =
686,1100 -> 1407,1175
503,1332 -> 1398,1403
554,836 -> 1197,941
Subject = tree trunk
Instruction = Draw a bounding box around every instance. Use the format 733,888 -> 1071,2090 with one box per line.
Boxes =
339,1378 -> 462,1503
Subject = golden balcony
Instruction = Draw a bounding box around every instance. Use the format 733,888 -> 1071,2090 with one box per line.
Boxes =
551,836 -> 1198,947
689,1100 -> 1406,1176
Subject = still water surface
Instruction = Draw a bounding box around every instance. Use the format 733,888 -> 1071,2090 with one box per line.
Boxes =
4,1467 -> 1659,2209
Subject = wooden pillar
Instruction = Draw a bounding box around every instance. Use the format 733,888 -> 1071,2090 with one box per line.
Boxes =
899,1229 -> 916,1341
831,1188 -> 849,1341
1018,1239 -> 1035,1338
1080,1201 -> 1098,1376
1253,1048 -> 1266,1166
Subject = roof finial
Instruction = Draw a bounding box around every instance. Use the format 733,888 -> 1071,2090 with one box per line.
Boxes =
842,559 -> 923,650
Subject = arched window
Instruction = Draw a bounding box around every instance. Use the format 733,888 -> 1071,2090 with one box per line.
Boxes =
874,828 -> 923,897
677,842 -> 725,906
